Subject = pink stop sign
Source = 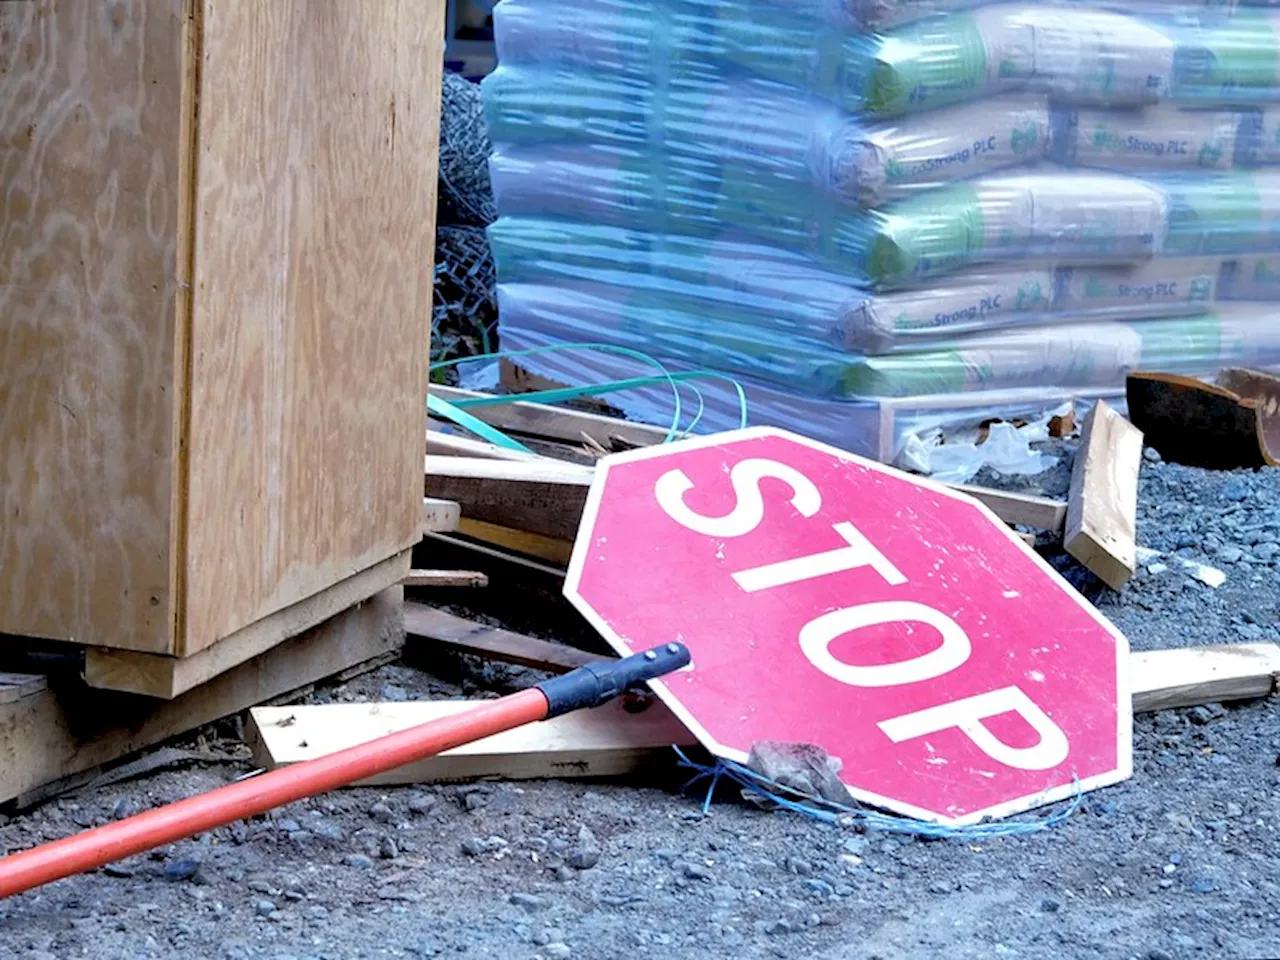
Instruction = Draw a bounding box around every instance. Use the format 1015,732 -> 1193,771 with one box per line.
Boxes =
565,427 -> 1132,824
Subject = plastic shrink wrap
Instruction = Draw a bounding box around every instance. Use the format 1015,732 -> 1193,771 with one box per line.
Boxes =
483,0 -> 1280,461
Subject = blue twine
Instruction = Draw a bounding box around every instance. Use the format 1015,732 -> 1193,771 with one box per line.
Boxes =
673,747 -> 1083,839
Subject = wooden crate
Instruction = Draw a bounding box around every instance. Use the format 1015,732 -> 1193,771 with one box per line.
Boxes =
0,1 -> 443,696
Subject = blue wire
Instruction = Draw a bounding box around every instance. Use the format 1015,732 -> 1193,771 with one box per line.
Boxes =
672,747 -> 1083,838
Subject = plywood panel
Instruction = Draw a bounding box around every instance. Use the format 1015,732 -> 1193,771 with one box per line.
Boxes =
181,1 -> 441,654
0,0 -> 186,653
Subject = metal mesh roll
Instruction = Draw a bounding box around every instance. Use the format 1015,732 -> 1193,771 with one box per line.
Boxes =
439,71 -> 497,228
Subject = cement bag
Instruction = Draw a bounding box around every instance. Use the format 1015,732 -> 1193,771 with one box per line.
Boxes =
1172,10 -> 1280,103
1162,170 -> 1280,255
492,0 -> 662,73
487,216 -> 869,350
840,5 -> 1172,119
481,66 -> 655,147
836,169 -> 1169,289
1055,104 -> 1241,172
837,267 -> 1056,353
496,281 -> 857,397
842,309 -> 1280,397
1219,254 -> 1280,296
826,95 -> 1052,207
1054,257 -> 1222,316
763,0 -> 1243,33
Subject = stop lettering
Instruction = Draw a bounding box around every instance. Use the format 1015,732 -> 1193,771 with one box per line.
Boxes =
565,427 -> 1132,824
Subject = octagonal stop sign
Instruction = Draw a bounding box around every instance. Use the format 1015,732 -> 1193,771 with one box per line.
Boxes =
565,427 -> 1132,824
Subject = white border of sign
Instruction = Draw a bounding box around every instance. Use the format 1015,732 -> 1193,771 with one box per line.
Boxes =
564,425 -> 1133,826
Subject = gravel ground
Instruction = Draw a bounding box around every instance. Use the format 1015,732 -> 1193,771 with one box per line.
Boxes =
0,445 -> 1278,960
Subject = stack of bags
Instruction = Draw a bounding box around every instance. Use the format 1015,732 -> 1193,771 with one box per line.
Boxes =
482,0 -> 1280,457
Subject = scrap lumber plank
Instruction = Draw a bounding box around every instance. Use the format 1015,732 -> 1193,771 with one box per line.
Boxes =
424,532 -> 569,579
423,456 -> 1064,548
404,603 -> 606,673
409,607 -> 1280,716
1130,643 -> 1280,713
949,484 -> 1067,534
247,696 -> 695,785
248,639 -> 1280,787
403,569 -> 489,588
426,429 -> 544,462
456,518 -> 574,567
430,385 -> 670,449
0,587 -> 405,807
1065,400 -> 1144,590
0,673 -> 48,706
422,497 -> 462,533
83,550 -> 412,699
423,456 -> 591,542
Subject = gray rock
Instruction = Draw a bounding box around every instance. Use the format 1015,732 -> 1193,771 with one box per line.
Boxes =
379,837 -> 399,859
543,945 -> 571,959
785,857 -> 813,876
1144,447 -> 1162,463
465,792 -> 489,812
310,819 -> 346,845
111,798 -> 139,820
566,846 -> 600,870
462,836 -> 507,856
804,878 -> 834,898
342,854 -> 374,869
305,905 -> 329,920
1222,478 -> 1250,502
510,892 -> 546,910
368,802 -> 396,824
407,795 -> 437,816
1216,546 -> 1244,565
682,862 -> 711,881
1040,897 -> 1061,913
163,858 -> 202,882
763,919 -> 793,936
254,899 -> 277,917
1145,950 -> 1175,960
566,826 -> 601,870
1188,876 -> 1217,894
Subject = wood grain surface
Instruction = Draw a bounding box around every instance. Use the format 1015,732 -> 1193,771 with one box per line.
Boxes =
178,0 -> 442,654
0,0 -> 187,653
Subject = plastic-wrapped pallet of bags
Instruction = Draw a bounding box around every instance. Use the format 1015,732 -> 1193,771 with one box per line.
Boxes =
496,277 -> 1280,398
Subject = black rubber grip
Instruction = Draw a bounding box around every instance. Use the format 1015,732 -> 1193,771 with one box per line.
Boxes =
536,642 -> 691,719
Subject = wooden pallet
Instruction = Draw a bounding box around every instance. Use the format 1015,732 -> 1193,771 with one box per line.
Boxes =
0,587 -> 405,809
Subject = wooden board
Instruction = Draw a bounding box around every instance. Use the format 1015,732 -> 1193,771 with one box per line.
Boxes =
423,454 -> 1064,546
403,569 -> 489,588
456,518 -> 575,567
404,603 -> 608,673
180,1 -> 442,655
408,605 -> 1280,715
1065,400 -> 1144,590
83,550 -> 411,698
949,485 -> 1067,535
247,639 -> 1280,788
430,386 -> 670,449
0,673 -> 48,706
0,586 -> 405,807
1130,643 -> 1280,713
422,498 -> 462,534
0,0 -> 187,654
426,429 -> 545,462
424,532 -> 570,579
247,696 -> 695,785
424,456 -> 592,542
